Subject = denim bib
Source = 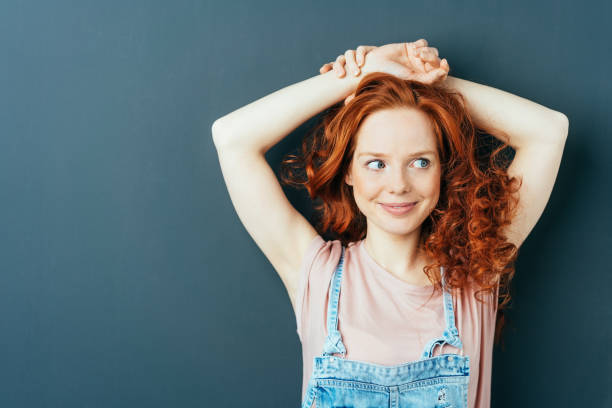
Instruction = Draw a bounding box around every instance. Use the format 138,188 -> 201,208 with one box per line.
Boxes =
301,246 -> 470,408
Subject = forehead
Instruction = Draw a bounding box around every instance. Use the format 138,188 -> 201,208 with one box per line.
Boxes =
355,108 -> 437,154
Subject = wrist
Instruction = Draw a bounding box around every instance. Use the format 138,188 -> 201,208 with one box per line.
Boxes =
438,75 -> 458,90
325,69 -> 362,100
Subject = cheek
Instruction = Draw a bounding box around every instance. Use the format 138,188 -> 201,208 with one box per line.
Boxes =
420,171 -> 441,195
353,175 -> 381,198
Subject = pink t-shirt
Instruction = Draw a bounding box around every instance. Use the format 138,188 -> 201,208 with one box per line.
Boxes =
294,234 -> 499,408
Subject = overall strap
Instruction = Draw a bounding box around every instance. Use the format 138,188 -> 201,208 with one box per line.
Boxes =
322,245 -> 347,357
421,266 -> 464,359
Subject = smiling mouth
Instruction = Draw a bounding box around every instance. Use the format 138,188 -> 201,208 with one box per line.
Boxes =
380,202 -> 417,207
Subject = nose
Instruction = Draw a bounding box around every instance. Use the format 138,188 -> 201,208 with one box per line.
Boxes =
387,167 -> 410,194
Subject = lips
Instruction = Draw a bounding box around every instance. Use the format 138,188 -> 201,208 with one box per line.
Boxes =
380,202 -> 417,215
381,202 -> 417,207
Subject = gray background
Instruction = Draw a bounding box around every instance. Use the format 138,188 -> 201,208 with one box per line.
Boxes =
1,0 -> 610,406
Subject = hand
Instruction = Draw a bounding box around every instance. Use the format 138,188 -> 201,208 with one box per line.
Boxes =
320,39 -> 449,104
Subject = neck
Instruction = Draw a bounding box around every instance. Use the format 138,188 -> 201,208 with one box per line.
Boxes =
364,229 -> 433,286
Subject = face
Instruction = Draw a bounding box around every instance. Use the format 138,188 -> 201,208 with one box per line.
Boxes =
344,107 -> 441,239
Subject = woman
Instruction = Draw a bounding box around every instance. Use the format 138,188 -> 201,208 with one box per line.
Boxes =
212,39 -> 568,407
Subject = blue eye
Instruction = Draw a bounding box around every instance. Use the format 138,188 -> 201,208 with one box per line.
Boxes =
365,158 -> 431,170
414,158 -> 430,168
366,160 -> 385,170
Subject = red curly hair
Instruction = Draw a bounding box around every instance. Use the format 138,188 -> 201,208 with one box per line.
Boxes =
279,72 -> 521,348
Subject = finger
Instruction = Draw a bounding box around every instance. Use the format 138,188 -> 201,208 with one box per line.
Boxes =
320,63 -> 333,74
356,46 -> 365,67
334,55 -> 346,77
333,61 -> 344,77
416,45 -> 439,66
413,38 -> 428,47
356,45 -> 377,67
432,66 -> 449,83
344,49 -> 360,76
420,67 -> 444,85
419,48 -> 439,63
440,58 -> 449,71
436,67 -> 449,82
407,43 -> 426,72
430,59 -> 448,76
419,49 -> 441,70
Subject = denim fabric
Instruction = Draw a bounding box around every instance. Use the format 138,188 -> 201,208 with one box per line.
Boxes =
301,246 -> 470,408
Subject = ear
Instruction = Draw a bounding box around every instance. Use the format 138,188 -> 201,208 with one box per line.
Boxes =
345,171 -> 353,186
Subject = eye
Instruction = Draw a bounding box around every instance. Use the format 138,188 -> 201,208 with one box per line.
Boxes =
366,160 -> 385,170
414,158 -> 431,168
365,158 -> 431,171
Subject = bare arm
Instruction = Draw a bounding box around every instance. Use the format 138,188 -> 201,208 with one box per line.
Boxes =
439,75 -> 569,249
212,70 -> 361,154
211,69 -> 364,314
439,75 -> 568,148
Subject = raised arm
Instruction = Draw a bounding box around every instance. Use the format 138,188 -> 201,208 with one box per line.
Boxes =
439,75 -> 569,249
212,70 -> 360,154
211,67 -> 363,313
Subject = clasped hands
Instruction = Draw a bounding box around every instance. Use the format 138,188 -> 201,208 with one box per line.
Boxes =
319,39 -> 449,105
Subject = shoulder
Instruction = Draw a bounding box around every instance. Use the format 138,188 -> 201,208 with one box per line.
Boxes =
460,274 -> 500,316
294,235 -> 345,337
294,235 -> 344,296
298,235 -> 344,286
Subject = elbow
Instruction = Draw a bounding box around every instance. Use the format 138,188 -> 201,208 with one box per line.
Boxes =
553,111 -> 569,139
211,118 -> 229,148
211,118 -> 224,136
535,111 -> 568,148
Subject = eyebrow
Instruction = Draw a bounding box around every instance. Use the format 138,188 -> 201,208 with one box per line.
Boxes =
358,150 -> 436,158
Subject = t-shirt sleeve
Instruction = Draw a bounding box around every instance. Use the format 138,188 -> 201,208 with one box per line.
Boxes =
294,234 -> 342,340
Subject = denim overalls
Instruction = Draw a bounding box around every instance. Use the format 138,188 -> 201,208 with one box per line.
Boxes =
301,246 -> 470,408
